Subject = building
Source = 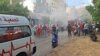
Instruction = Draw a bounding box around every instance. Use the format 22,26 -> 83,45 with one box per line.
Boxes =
34,0 -> 49,13
34,0 -> 67,25
34,0 -> 50,25
66,7 -> 78,20
66,7 -> 92,23
47,0 -> 67,25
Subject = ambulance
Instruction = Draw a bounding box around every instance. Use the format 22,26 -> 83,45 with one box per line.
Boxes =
0,14 -> 36,56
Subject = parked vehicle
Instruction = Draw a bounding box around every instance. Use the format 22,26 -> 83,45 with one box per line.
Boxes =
0,14 -> 36,56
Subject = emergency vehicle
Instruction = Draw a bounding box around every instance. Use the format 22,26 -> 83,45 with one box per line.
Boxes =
0,14 -> 36,56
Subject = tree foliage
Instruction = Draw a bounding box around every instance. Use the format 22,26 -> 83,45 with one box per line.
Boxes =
86,0 -> 100,23
0,0 -> 29,17
12,0 -> 24,3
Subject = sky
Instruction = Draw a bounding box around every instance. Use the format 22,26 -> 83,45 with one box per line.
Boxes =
23,0 -> 92,11
66,0 -> 92,7
23,0 -> 35,12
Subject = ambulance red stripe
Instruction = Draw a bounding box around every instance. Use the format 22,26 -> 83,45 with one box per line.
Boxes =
0,37 -> 35,56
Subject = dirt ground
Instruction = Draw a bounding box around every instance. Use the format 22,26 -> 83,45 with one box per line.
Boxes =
47,35 -> 100,56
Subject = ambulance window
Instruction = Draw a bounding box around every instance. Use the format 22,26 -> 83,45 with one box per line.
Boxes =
0,26 -> 31,43
13,26 -> 31,39
0,28 -> 7,35
0,28 -> 8,43
7,27 -> 14,30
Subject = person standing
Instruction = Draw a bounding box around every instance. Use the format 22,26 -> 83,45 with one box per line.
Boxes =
84,23 -> 89,36
77,24 -> 81,36
88,24 -> 93,34
67,24 -> 72,37
80,23 -> 84,35
72,25 -> 77,36
52,25 -> 58,48
42,25 -> 47,36
37,24 -> 42,37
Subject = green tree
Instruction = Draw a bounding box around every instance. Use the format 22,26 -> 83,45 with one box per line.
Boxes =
0,0 -> 29,17
12,0 -> 24,3
0,0 -> 10,13
86,0 -> 100,23
9,4 -> 29,16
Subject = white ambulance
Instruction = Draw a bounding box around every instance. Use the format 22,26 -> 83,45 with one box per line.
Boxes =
0,14 -> 36,56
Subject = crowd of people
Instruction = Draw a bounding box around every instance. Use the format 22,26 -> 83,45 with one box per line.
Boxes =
33,24 -> 51,37
67,22 -> 100,37
33,24 -> 67,37
32,22 -> 99,48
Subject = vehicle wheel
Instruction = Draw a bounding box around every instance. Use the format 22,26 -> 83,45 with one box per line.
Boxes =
16,52 -> 27,56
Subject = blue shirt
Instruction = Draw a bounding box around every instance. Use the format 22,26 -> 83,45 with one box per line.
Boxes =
52,33 -> 58,43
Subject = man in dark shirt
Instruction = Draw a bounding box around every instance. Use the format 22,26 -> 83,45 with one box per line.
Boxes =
67,24 -> 72,37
